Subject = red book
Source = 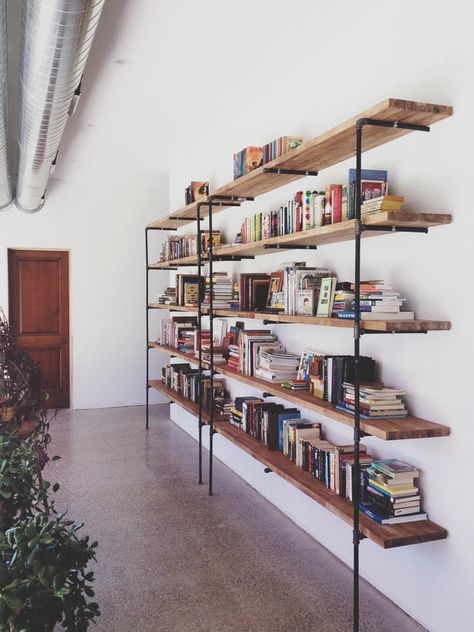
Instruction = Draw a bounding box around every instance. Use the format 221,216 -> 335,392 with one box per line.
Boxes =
331,185 -> 343,223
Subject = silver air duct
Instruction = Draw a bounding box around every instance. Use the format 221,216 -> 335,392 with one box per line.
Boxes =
0,0 -> 11,210
16,0 -> 105,213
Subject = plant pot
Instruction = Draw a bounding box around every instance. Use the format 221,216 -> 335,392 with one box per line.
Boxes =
19,419 -> 38,439
0,406 -> 15,423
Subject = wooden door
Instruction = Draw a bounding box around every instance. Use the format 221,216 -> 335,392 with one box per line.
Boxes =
8,250 -> 70,409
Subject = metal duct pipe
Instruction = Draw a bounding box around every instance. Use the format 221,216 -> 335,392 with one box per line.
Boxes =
0,0 -> 11,210
16,0 -> 105,213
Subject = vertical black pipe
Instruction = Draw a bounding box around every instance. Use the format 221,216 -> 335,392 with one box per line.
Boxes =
197,203 -> 204,484
353,122 -> 363,632
208,201 -> 214,497
145,228 -> 150,430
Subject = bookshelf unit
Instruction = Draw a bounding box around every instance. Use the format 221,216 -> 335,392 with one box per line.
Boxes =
145,98 -> 453,632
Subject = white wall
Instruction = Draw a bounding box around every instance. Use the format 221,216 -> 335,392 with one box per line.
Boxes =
159,1 -> 474,630
0,173 -> 169,409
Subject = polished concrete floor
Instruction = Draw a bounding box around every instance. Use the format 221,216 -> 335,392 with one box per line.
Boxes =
49,405 -> 426,632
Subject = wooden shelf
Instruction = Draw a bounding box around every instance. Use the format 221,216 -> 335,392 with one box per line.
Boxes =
147,304 -> 450,333
215,422 -> 447,548
150,342 -> 450,441
148,99 -> 452,230
149,211 -> 452,269
148,379 -> 228,423
148,385 -> 447,548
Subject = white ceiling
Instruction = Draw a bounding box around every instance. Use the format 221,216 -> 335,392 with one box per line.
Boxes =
6,0 -> 169,185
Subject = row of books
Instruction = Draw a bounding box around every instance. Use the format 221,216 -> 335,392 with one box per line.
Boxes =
233,136 -> 304,180
159,231 -> 221,262
237,170 -> 390,242
158,339 -> 423,524
229,395 -> 426,524
158,266 -> 414,321
161,362 -> 227,411
157,316 -> 410,419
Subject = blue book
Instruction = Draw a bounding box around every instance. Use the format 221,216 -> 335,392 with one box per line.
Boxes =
360,502 -> 427,525
277,410 -> 300,451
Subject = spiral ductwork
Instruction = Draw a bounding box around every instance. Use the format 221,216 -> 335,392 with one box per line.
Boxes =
0,0 -> 12,210
16,0 -> 106,213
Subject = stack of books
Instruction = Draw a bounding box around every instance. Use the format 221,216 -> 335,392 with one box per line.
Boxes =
159,316 -> 197,349
335,280 -> 414,321
228,282 -> 240,311
360,459 -> 427,524
338,383 -> 408,419
255,350 -> 300,382
361,195 -> 404,215
215,399 -> 233,418
202,272 -> 234,309
281,379 -> 308,391
332,287 -> 355,316
156,287 -> 177,305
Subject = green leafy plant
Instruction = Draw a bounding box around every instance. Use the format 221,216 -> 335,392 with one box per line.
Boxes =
0,310 -> 100,631
0,310 -> 50,448
0,514 -> 99,632
0,435 -> 57,530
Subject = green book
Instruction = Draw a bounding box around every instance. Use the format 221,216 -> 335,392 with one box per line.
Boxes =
316,277 -> 336,317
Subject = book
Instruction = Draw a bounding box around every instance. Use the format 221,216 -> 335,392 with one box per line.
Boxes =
190,181 -> 209,202
296,290 -> 314,316
336,311 -> 415,321
316,277 -> 337,317
360,502 -> 427,525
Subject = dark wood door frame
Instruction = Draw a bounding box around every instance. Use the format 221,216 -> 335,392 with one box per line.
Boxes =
8,249 -> 70,409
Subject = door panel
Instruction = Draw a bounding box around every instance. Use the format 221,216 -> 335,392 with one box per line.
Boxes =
18,259 -> 62,334
8,250 -> 70,409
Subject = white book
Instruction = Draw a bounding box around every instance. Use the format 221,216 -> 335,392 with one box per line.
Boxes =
361,312 -> 415,321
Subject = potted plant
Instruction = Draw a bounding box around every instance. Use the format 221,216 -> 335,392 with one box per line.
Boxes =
0,514 -> 100,632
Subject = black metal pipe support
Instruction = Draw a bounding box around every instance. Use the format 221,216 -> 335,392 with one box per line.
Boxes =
197,202 -> 204,485
362,225 -> 428,234
263,167 -> 319,177
263,244 -> 317,250
145,228 -> 150,430
353,124 -> 363,632
352,116 -> 430,632
208,200 -> 215,497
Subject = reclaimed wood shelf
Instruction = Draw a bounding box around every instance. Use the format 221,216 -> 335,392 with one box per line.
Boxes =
215,422 -> 447,549
148,99 -> 452,230
149,211 -> 452,269
148,379 -> 227,423
150,342 -> 450,440
147,304 -> 450,333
